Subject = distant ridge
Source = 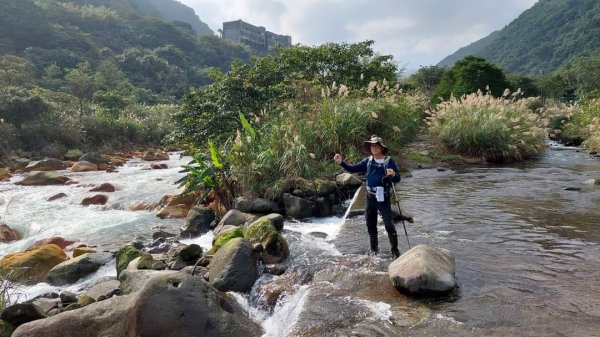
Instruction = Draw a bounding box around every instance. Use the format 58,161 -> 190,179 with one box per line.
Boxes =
437,0 -> 600,74
129,0 -> 213,34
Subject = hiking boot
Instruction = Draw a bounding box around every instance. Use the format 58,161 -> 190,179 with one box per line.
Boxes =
389,233 -> 400,259
369,235 -> 379,256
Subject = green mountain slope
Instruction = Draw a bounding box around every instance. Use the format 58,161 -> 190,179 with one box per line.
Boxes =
129,0 -> 213,34
437,0 -> 600,73
0,0 -> 248,98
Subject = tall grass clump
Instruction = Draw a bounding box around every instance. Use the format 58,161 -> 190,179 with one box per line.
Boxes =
427,90 -> 547,163
580,100 -> 600,153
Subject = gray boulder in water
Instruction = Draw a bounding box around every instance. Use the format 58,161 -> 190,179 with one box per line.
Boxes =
12,272 -> 263,337
388,244 -> 456,295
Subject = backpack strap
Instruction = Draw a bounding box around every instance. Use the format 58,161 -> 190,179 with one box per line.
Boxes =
367,156 -> 390,172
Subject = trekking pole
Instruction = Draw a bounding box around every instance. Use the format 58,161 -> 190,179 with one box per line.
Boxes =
390,182 -> 411,249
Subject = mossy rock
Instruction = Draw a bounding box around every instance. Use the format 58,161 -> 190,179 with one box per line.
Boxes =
115,245 -> 151,276
63,149 -> 83,161
208,227 -> 245,255
0,320 -> 16,337
244,218 -> 276,244
313,178 -> 336,196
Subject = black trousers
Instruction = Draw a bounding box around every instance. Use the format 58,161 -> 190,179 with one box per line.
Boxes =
365,192 -> 397,240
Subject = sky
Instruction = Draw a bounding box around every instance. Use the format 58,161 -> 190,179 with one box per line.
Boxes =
178,0 -> 538,71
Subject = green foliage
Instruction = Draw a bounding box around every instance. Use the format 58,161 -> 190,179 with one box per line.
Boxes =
428,91 -> 547,163
0,55 -> 36,87
441,0 -> 600,75
433,56 -> 511,103
408,65 -> 446,96
507,74 -> 540,97
404,151 -> 434,164
0,86 -> 49,128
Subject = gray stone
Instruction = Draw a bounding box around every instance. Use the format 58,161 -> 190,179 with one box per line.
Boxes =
47,252 -> 113,285
118,269 -> 179,294
180,205 -> 215,237
85,280 -> 121,301
388,244 -> 456,295
314,178 -> 337,196
283,193 -> 317,219
25,158 -> 66,172
16,171 -> 69,186
259,213 -> 284,231
59,291 -> 78,304
209,238 -> 259,292
13,273 -> 263,337
0,303 -> 46,327
79,152 -> 108,165
335,173 -> 362,189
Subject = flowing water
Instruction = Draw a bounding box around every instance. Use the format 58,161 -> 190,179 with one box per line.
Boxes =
2,144 -> 600,336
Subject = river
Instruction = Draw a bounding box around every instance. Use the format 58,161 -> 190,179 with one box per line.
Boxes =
1,143 -> 599,336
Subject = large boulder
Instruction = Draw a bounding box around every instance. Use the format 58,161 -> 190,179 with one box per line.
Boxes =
233,197 -> 280,214
8,157 -> 29,171
244,218 -> 289,264
212,209 -> 255,237
70,161 -> 97,172
335,173 -> 362,189
13,273 -> 263,337
16,171 -> 70,186
0,244 -> 67,284
28,237 -> 76,250
209,238 -> 259,292
141,150 -> 169,161
0,223 -> 20,243
115,245 -> 152,277
0,167 -> 11,181
257,213 -> 284,231
47,252 -> 113,285
24,158 -> 66,172
180,205 -> 215,237
388,244 -> 456,295
79,152 -> 108,165
81,194 -> 108,206
283,193 -> 317,219
89,183 -> 116,192
314,178 -> 337,196
0,303 -> 46,327
155,205 -> 190,219
208,227 -> 245,255
63,149 -> 83,161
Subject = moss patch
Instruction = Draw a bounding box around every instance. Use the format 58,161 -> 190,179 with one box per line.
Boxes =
404,151 -> 434,164
116,245 -> 150,276
208,227 -> 245,255
244,218 -> 276,244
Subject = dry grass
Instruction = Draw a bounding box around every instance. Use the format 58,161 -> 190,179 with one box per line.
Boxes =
427,90 -> 547,162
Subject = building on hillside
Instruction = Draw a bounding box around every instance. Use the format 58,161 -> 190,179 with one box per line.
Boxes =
222,20 -> 291,54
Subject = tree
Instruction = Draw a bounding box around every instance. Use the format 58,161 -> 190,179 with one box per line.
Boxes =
65,62 -> 94,113
408,66 -> 446,96
433,56 -> 511,102
93,91 -> 127,117
41,63 -> 64,90
0,55 -> 35,87
0,86 -> 49,129
507,74 -> 540,97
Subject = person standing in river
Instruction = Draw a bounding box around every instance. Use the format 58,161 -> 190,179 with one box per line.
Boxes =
334,135 -> 402,258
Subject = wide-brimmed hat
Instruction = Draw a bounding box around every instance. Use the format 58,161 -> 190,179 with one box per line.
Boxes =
363,135 -> 389,155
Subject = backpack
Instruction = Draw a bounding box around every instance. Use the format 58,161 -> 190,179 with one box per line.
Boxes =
366,155 -> 390,172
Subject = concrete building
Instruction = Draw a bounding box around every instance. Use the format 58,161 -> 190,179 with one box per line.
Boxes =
222,20 -> 291,54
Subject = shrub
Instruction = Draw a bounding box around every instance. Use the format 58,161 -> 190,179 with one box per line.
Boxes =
427,91 -> 547,162
581,100 -> 600,153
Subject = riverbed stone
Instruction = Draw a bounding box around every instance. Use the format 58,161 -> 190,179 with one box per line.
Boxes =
0,303 -> 46,327
79,152 -> 108,165
29,237 -> 76,250
155,204 -> 189,219
208,227 -> 245,255
13,272 -> 263,337
89,183 -> 116,192
24,158 -> 66,172
283,193 -> 317,219
335,173 -> 362,189
81,194 -> 108,206
73,246 -> 96,257
244,218 -> 289,264
63,149 -> 83,161
233,197 -> 281,214
84,280 -> 121,301
116,245 -> 151,277
388,244 -> 456,295
8,157 -> 29,171
314,178 -> 337,196
16,171 -> 70,186
0,223 -> 20,243
209,238 -> 259,292
47,252 -> 113,285
47,193 -> 67,202
70,161 -> 98,172
141,150 -> 169,161
0,167 -> 10,181
259,213 -> 284,231
0,244 -> 67,284
180,205 -> 215,237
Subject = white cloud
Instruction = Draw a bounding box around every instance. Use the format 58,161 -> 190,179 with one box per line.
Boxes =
179,0 -> 538,67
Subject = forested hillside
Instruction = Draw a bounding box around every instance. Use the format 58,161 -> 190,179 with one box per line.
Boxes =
438,0 -> 600,74
130,0 -> 213,34
0,0 -> 249,99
